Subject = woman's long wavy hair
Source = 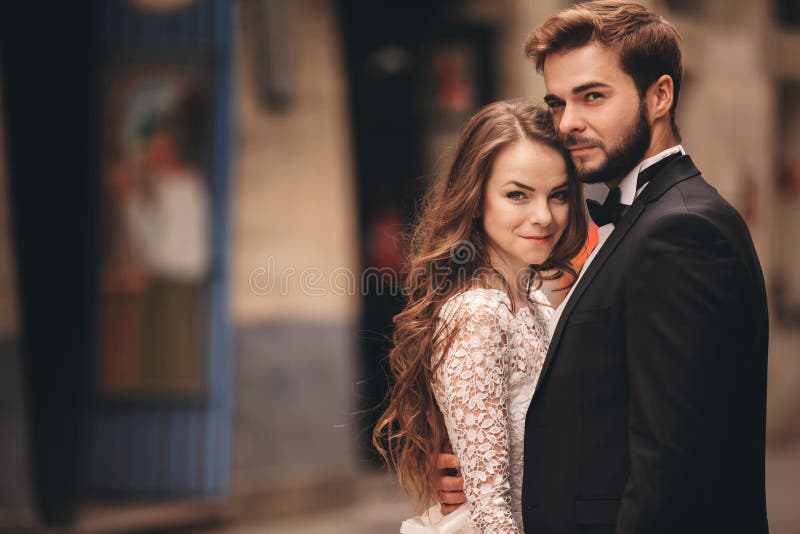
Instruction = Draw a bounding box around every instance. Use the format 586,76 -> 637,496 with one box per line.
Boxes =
372,100 -> 587,512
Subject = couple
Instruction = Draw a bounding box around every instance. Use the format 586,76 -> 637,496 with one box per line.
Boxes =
373,2 -> 769,534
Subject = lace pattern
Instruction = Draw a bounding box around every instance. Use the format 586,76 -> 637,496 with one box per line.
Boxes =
432,288 -> 552,533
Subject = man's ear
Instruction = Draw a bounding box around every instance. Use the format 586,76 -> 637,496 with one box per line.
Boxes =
648,74 -> 674,122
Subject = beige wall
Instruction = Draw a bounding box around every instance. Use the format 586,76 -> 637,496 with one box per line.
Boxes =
494,0 -> 565,102
233,0 -> 359,325
669,6 -> 776,280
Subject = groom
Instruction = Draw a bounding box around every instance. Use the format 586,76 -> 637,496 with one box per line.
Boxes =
436,2 -> 769,533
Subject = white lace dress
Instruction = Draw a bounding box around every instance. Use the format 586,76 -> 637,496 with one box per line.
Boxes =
431,288 -> 552,533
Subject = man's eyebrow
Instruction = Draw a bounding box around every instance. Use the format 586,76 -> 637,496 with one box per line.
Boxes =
544,81 -> 611,102
571,81 -> 611,94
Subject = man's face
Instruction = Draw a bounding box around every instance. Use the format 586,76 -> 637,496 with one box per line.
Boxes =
543,42 -> 652,184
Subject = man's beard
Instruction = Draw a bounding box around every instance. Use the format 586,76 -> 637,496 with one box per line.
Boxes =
566,100 -> 651,185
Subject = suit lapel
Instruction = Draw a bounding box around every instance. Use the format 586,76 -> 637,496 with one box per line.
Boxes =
532,155 -> 701,402
532,202 -> 644,401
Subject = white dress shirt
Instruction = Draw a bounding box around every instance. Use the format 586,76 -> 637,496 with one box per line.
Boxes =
548,145 -> 686,338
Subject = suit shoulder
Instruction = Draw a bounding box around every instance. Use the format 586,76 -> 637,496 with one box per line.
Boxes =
674,174 -> 745,220
652,174 -> 752,242
640,174 -> 764,283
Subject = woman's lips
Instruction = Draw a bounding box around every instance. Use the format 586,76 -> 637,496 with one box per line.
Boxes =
522,235 -> 552,245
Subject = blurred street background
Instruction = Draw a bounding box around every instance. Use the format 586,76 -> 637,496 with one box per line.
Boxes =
1,0 -> 800,532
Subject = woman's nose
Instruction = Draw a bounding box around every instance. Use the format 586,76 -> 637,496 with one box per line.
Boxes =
528,198 -> 552,227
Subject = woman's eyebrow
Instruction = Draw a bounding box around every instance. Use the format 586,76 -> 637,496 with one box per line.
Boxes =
503,180 -> 569,192
504,181 -> 535,192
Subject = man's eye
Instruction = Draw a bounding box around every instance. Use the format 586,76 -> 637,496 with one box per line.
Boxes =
506,191 -> 525,200
546,100 -> 564,111
586,92 -> 603,101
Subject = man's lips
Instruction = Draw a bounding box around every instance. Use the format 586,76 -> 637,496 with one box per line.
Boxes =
568,145 -> 596,153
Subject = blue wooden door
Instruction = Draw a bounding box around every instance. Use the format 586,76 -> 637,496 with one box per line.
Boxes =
85,0 -> 235,498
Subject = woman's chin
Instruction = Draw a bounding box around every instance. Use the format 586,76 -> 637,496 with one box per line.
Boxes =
522,252 -> 551,267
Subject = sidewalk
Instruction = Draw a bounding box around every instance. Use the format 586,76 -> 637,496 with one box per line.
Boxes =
207,471 -> 409,534
765,441 -> 800,534
210,442 -> 800,534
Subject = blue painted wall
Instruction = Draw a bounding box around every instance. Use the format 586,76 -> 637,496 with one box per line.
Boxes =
85,0 -> 235,498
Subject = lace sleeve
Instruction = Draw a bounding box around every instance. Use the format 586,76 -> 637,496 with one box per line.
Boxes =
433,293 -> 520,534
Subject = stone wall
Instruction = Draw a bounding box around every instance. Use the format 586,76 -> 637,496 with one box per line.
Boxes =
230,0 -> 361,506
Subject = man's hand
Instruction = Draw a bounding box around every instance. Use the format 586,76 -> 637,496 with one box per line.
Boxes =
436,452 -> 465,515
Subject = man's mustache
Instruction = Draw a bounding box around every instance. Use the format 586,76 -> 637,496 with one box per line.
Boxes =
563,135 -> 603,149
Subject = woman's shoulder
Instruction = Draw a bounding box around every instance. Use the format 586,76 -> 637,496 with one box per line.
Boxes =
438,287 -> 513,321
438,286 -> 554,321
434,289 -> 513,365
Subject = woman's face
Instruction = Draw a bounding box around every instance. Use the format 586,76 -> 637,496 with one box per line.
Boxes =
481,139 -> 570,280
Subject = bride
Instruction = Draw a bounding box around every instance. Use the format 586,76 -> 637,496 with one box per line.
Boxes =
373,100 -> 588,533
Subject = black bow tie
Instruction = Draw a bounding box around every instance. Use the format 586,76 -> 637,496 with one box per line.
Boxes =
586,152 -> 682,226
587,186 -> 623,226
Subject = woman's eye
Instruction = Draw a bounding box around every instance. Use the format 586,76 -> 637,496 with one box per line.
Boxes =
506,191 -> 525,200
550,190 -> 569,203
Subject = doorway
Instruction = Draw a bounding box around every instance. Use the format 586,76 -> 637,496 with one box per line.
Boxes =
338,0 -> 496,462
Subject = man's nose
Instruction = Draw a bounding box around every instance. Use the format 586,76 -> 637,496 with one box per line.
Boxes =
557,105 -> 585,136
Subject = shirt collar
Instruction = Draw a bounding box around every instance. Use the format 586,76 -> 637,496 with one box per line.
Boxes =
616,144 -> 686,205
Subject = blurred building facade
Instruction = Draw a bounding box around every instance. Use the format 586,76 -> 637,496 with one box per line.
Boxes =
1,0 -> 800,530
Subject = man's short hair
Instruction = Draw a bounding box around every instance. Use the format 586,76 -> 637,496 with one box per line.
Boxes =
525,0 -> 683,136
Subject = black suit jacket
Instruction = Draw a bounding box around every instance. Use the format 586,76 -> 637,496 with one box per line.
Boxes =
521,156 -> 769,534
